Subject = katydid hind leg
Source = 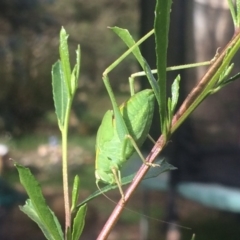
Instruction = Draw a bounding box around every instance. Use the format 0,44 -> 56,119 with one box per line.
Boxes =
147,134 -> 156,144
125,134 -> 159,167
119,133 -> 156,165
111,168 -> 125,203
96,178 -> 126,206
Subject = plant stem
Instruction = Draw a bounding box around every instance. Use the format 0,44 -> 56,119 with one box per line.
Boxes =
62,130 -> 70,236
62,103 -> 72,237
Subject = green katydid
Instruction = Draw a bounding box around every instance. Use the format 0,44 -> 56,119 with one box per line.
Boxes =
95,84 -> 156,201
95,28 -> 214,202
95,64 -> 214,202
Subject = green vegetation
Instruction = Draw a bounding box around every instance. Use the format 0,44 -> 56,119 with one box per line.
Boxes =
8,0 -> 240,239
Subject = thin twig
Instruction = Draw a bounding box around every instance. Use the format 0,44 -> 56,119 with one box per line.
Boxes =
171,30 -> 240,132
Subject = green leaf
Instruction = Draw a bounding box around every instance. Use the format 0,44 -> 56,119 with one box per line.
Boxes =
168,73 -> 181,129
228,0 -> 237,26
60,27 -> 71,95
210,67 -> 239,94
71,204 -> 87,240
20,200 -> 63,240
221,71 -> 240,86
238,0 -> 240,27
167,97 -> 172,127
143,60 -> 161,107
110,27 -> 161,107
15,163 -> 64,240
71,175 -> 80,212
154,0 -> 172,136
171,74 -> 180,113
71,45 -> 81,95
77,159 -> 176,208
110,27 -> 145,69
52,60 -> 69,127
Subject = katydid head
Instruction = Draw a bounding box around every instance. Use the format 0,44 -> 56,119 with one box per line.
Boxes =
95,168 -> 116,186
95,147 -> 125,199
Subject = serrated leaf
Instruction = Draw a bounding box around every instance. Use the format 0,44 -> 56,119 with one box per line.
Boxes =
71,175 -> 80,212
15,163 -> 63,240
72,204 -> 87,240
52,60 -> 69,127
20,199 -> 63,240
60,27 -> 71,95
75,45 -> 81,81
70,45 -> 81,95
77,159 -> 176,207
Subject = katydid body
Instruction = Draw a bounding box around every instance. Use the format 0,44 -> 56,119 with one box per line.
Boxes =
95,89 -> 155,199
95,27 -> 214,200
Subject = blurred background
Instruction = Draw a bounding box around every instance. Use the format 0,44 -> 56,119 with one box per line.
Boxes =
1,0 -> 240,239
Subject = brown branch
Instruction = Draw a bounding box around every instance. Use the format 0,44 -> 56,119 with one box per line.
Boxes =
171,30 -> 240,132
